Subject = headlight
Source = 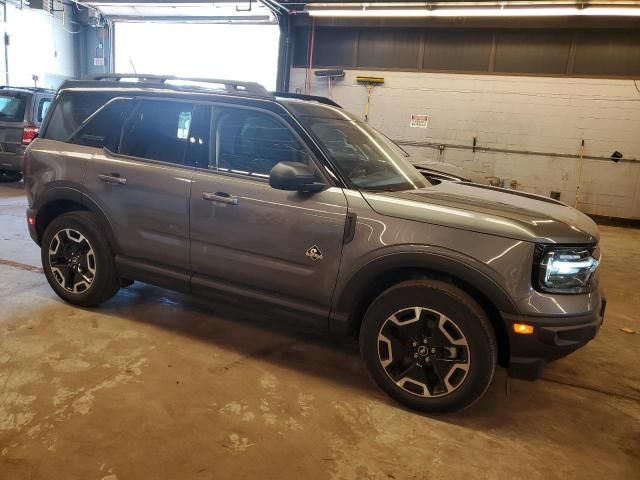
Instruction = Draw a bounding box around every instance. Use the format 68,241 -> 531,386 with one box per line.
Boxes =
533,245 -> 600,294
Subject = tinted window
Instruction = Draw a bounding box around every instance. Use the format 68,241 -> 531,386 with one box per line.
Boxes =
358,28 -> 420,69
0,93 -> 27,122
495,31 -> 572,74
424,30 -> 493,72
69,99 -> 132,150
37,98 -> 52,122
293,27 -> 310,67
185,105 -> 212,169
214,108 -> 311,178
574,31 -> 640,76
44,92 -> 115,141
302,115 -> 428,191
314,28 -> 357,67
119,100 -> 194,164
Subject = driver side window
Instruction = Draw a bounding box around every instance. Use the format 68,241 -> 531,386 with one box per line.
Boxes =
213,108 -> 312,178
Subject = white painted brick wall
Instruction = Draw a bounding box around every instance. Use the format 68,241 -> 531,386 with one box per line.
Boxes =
290,68 -> 640,219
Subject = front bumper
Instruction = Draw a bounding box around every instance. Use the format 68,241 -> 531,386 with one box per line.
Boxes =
503,296 -> 606,380
0,149 -> 24,172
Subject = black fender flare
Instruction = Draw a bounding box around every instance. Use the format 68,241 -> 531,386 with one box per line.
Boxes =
330,247 -> 519,334
33,185 -> 120,254
32,184 -> 83,243
80,191 -> 122,255
33,184 -> 83,211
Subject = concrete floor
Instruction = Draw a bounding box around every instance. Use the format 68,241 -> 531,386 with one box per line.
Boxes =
0,181 -> 638,480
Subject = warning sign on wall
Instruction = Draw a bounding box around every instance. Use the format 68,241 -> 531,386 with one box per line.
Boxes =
409,114 -> 429,128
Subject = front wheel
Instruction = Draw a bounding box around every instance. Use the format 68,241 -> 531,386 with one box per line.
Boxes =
41,211 -> 120,307
360,279 -> 497,413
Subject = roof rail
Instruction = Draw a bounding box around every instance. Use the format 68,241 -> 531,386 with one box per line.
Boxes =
84,74 -> 272,98
273,91 -> 342,108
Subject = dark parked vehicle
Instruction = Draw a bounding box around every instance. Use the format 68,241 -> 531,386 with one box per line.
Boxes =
0,86 -> 54,182
23,75 -> 605,413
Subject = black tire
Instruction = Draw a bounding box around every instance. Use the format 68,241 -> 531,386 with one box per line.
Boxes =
0,169 -> 22,182
41,211 -> 120,307
360,279 -> 496,413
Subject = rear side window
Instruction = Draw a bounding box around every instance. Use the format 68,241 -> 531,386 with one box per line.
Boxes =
44,92 -> 116,141
214,108 -> 312,178
184,104 -> 212,169
0,93 -> 27,122
37,98 -> 52,123
119,100 -> 195,165
68,99 -> 132,150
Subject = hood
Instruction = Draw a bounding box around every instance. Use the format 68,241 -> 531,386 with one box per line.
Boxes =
363,181 -> 599,244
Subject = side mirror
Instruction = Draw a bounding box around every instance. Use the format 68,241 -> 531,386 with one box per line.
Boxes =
269,161 -> 324,193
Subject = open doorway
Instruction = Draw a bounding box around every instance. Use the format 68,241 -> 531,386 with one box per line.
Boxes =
114,22 -> 280,90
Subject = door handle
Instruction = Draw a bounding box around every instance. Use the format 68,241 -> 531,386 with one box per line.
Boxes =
98,173 -> 127,185
202,191 -> 239,205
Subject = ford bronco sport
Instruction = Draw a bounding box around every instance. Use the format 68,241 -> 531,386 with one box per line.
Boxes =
23,74 -> 605,413
0,86 -> 54,182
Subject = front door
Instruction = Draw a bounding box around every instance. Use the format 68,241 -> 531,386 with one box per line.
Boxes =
187,104 -> 348,322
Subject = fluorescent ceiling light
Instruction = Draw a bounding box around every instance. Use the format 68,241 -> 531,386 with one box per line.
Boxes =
306,7 -> 640,17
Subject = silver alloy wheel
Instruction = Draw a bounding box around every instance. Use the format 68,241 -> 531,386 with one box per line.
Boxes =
48,228 -> 96,294
377,306 -> 470,398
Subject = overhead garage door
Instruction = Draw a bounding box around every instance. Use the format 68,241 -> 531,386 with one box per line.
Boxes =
114,22 -> 280,90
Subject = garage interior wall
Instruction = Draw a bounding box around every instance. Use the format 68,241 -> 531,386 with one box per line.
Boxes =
289,23 -> 640,220
0,2 -> 79,88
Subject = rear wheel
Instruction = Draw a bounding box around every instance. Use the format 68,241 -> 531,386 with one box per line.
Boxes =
41,211 -> 120,307
360,279 -> 496,413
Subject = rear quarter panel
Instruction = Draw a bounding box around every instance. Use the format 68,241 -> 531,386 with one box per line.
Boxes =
25,139 -> 91,209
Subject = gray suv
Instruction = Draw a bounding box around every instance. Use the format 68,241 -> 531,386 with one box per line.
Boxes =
0,86 -> 54,182
24,75 -> 605,413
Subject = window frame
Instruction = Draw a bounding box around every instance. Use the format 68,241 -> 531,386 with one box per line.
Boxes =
42,90 -> 340,186
183,103 -> 214,171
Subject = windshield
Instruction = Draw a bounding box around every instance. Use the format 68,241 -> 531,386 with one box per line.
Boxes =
305,116 -> 428,191
0,93 -> 27,122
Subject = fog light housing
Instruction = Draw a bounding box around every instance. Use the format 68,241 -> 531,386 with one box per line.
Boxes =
513,323 -> 535,335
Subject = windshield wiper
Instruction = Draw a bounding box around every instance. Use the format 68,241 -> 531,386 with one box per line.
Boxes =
361,186 -> 401,193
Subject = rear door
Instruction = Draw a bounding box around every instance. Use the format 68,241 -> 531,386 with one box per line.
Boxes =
188,104 -> 349,323
76,97 -> 196,290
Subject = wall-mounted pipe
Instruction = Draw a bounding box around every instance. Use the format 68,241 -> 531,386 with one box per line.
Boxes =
396,139 -> 639,164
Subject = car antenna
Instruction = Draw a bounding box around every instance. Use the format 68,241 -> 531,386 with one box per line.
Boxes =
129,57 -> 137,74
